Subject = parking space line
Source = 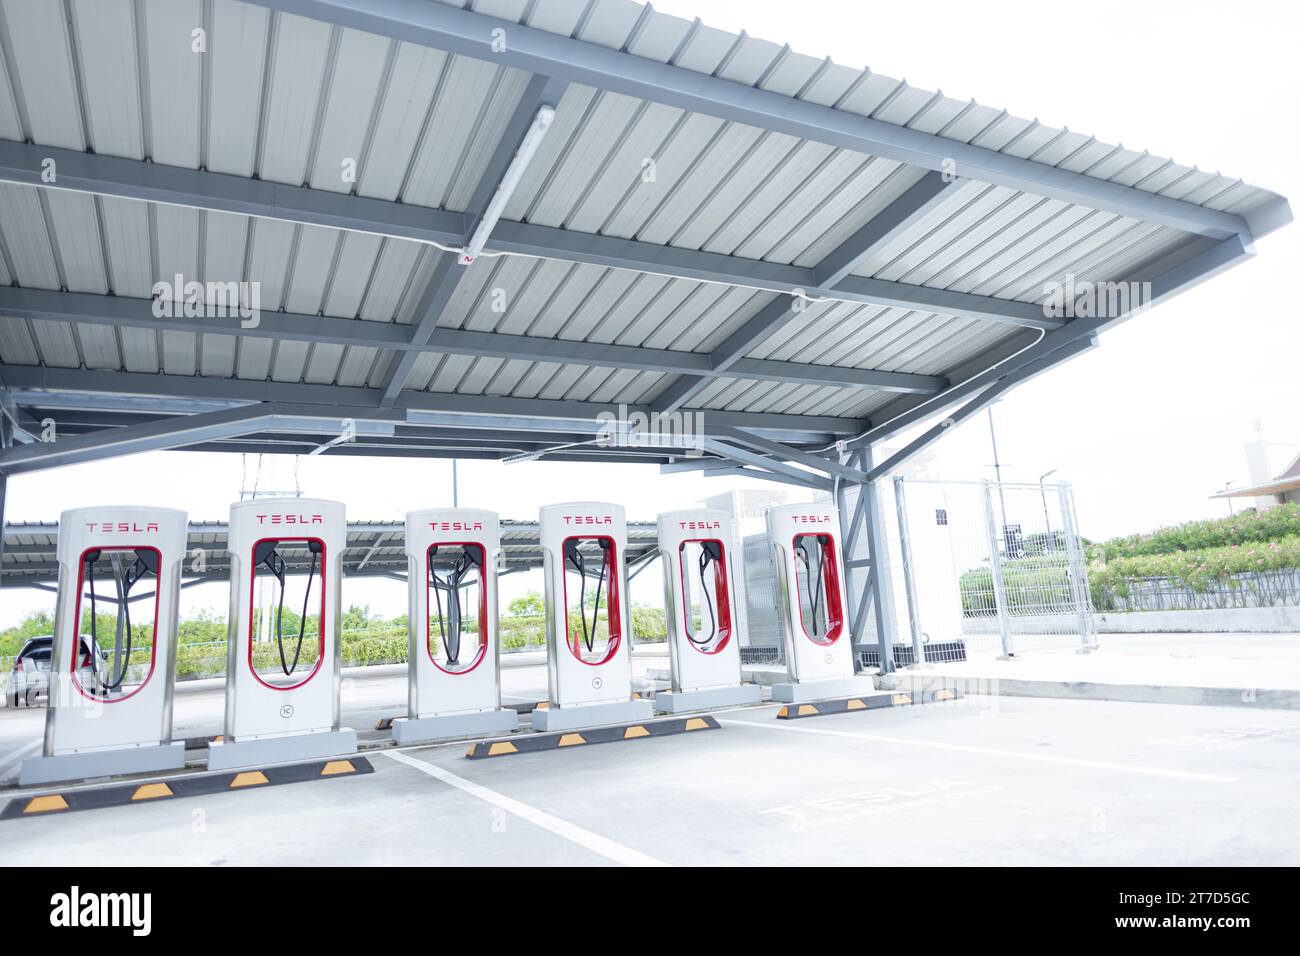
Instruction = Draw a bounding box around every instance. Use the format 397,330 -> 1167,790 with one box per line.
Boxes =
0,739 -> 41,779
380,749 -> 668,867
719,718 -> 1239,783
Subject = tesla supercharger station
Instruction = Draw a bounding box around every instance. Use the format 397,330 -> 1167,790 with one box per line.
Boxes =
207,498 -> 357,770
20,507 -> 189,785
534,502 -> 653,732
654,509 -> 762,713
767,503 -> 875,703
392,508 -> 518,744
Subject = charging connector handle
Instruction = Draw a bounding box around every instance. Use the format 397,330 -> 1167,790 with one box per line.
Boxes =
565,538 -> 612,654
82,548 -> 158,694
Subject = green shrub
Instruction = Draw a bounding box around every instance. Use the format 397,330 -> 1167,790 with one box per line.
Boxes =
1089,534 -> 1300,607
1092,503 -> 1300,560
10,601 -> 669,675
959,556 -> 1075,615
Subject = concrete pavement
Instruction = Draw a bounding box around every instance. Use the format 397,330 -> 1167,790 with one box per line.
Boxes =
2,693 -> 1297,866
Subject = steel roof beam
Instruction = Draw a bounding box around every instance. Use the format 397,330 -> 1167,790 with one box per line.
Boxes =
813,171 -> 956,290
0,140 -> 466,246
1,390 -> 837,445
178,441 -> 510,461
378,73 -> 569,404
687,462 -> 834,490
244,0 -> 1278,242
708,424 -> 869,483
0,404 -> 395,475
702,438 -> 834,491
653,170 -> 976,415
488,220 -> 1062,329
377,251 -> 460,405
0,366 -> 865,440
859,233 -> 1255,446
865,335 -> 1098,482
0,287 -> 942,396
0,405 -> 273,474
0,141 -> 1060,332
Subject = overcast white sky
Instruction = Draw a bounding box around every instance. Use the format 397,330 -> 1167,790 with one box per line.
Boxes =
1,0 -> 1296,628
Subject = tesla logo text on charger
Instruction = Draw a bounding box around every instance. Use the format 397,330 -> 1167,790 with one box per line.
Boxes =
562,515 -> 613,525
85,521 -> 160,533
429,521 -> 483,531
255,514 -> 324,525
792,515 -> 831,524
678,520 -> 720,530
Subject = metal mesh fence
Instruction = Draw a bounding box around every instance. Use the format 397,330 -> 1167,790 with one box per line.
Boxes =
889,478 -> 1097,657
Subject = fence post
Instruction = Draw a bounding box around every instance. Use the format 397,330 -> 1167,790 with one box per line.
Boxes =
1059,482 -> 1098,653
981,479 -> 1014,658
893,476 -> 926,666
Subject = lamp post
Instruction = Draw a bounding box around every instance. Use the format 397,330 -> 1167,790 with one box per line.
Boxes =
1224,480 -> 1235,516
987,405 -> 1009,534
1039,468 -> 1059,552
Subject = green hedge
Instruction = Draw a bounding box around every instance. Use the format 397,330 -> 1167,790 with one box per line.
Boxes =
953,505 -> 1300,615
7,602 -> 669,678
168,608 -> 666,678
958,556 -> 1075,615
1093,503 -> 1300,560
1090,535 -> 1300,604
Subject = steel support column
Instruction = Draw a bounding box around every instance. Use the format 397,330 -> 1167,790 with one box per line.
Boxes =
0,405 -> 10,589
835,446 -> 898,673
893,476 -> 926,667
860,446 -> 899,673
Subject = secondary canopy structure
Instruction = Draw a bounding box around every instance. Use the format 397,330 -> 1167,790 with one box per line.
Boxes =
0,0 -> 1289,668
0,517 -> 662,593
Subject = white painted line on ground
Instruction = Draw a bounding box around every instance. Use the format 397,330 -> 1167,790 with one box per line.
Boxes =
379,749 -> 669,867
720,718 -> 1239,784
0,739 -> 41,778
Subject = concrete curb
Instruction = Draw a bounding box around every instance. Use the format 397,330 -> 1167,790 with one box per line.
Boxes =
879,671 -> 1300,710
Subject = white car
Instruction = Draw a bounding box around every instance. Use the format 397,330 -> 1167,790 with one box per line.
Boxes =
6,635 -> 105,708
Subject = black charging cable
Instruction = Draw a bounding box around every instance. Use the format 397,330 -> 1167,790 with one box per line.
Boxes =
83,548 -> 157,693
565,538 -> 612,653
254,539 -> 323,676
796,537 -> 826,637
688,541 -> 723,646
429,545 -> 481,666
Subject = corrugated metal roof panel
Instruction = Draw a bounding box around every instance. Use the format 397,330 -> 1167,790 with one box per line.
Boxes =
0,0 -> 1285,465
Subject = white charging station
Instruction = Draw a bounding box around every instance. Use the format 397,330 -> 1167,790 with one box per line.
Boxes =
767,503 -> 874,703
535,502 -> 653,731
21,507 -> 189,785
392,508 -> 518,744
207,497 -> 356,770
654,509 -> 762,713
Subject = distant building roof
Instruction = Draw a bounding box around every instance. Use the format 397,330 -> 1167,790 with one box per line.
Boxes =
1213,451 -> 1300,498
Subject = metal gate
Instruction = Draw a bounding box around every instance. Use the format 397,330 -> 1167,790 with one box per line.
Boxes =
892,478 -> 1097,657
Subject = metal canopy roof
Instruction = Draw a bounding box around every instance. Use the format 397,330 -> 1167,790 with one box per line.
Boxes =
0,517 -> 662,590
0,0 -> 1289,483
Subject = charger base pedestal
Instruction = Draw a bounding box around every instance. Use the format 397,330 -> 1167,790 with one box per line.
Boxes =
206,729 -> 357,771
654,684 -> 762,713
392,709 -> 518,745
531,699 -> 653,732
771,676 -> 877,704
20,741 -> 186,786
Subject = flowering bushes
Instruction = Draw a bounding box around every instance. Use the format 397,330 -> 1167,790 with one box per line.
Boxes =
1091,504 -> 1300,560
954,506 -> 1300,615
1089,536 -> 1300,610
